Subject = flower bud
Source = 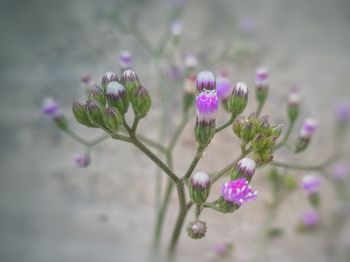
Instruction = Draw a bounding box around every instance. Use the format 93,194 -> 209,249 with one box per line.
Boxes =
298,211 -> 320,232
189,171 -> 211,205
183,74 -> 196,112
80,74 -> 92,86
241,122 -> 255,143
88,85 -> 106,107
288,87 -> 300,123
72,100 -> 96,127
120,69 -> 140,97
196,71 -> 215,93
102,72 -> 118,92
301,174 -> 321,207
230,158 -> 256,181
86,100 -> 105,127
255,67 -> 268,104
228,82 -> 248,115
271,124 -> 284,139
221,178 -> 257,206
184,53 -> 198,73
131,85 -> 152,119
120,50 -> 132,71
103,107 -> 122,132
74,153 -> 90,168
232,116 -> 246,138
295,119 -> 317,152
186,220 -> 206,239
195,91 -> 219,147
106,82 -> 129,114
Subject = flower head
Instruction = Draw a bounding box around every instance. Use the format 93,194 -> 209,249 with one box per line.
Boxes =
331,163 -> 349,181
255,67 -> 268,88
74,153 -> 90,168
301,174 -> 321,193
216,75 -> 232,101
102,72 -> 118,89
335,102 -> 350,123
221,178 -> 257,205
186,220 -> 206,239
302,211 -> 319,228
233,82 -> 248,98
236,158 -> 256,177
191,171 -> 210,188
196,71 -> 215,92
190,171 -> 211,205
300,118 -> 317,138
196,91 -> 219,124
42,97 -> 61,118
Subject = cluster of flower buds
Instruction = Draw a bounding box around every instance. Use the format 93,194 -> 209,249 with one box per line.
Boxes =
295,119 -> 317,153
301,174 -> 321,208
255,67 -> 269,105
194,71 -> 219,148
42,97 -> 68,129
233,114 -> 283,165
287,87 -> 300,123
72,69 -> 151,133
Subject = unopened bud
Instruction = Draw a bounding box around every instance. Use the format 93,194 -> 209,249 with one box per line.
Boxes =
186,220 -> 207,239
230,158 -> 256,181
232,116 -> 246,138
228,82 -> 248,115
120,69 -> 140,97
86,100 -> 105,127
72,100 -> 96,127
189,171 -> 211,205
102,72 -> 118,92
103,107 -> 122,132
295,119 -> 317,152
131,85 -> 152,119
255,67 -> 269,104
74,153 -> 90,168
88,85 -> 106,107
106,82 -> 129,114
288,87 -> 300,123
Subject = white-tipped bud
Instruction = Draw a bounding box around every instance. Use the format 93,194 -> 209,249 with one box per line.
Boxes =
189,171 -> 211,205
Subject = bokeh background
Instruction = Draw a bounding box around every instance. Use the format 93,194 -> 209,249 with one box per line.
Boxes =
1,0 -> 350,261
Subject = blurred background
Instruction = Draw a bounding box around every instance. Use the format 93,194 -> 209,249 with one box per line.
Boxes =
1,0 -> 350,261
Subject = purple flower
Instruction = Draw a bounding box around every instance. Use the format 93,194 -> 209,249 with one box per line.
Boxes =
236,158 -> 256,177
331,163 -> 349,181
302,211 -> 319,228
169,66 -> 183,80
74,153 -> 90,168
216,75 -> 232,101
196,71 -> 215,92
214,243 -> 227,255
120,51 -> 132,69
221,178 -> 257,205
255,67 -> 268,88
42,97 -> 61,118
301,175 -> 321,193
196,91 -> 219,124
335,102 -> 350,123
300,119 -> 317,138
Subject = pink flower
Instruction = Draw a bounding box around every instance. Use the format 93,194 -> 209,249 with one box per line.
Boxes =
221,178 -> 257,205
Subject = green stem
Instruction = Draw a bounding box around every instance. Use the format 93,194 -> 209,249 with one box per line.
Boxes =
182,147 -> 205,182
168,181 -> 187,257
137,134 -> 167,153
203,202 -> 221,212
271,156 -> 337,171
131,117 -> 140,133
256,100 -> 266,117
132,136 -> 179,184
274,120 -> 295,150
215,114 -> 236,133
62,128 -> 90,146
168,112 -> 189,152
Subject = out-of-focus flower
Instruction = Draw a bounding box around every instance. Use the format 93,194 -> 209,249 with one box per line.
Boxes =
300,119 -> 317,138
120,51 -> 132,70
42,97 -> 61,118
335,102 -> 350,123
216,75 -> 232,101
171,20 -> 182,37
288,87 -> 300,122
301,174 -> 321,193
255,67 -> 268,89
331,163 -> 350,181
221,178 -> 257,205
184,53 -> 198,70
302,210 -> 319,228
80,74 -> 92,85
74,153 -> 90,168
